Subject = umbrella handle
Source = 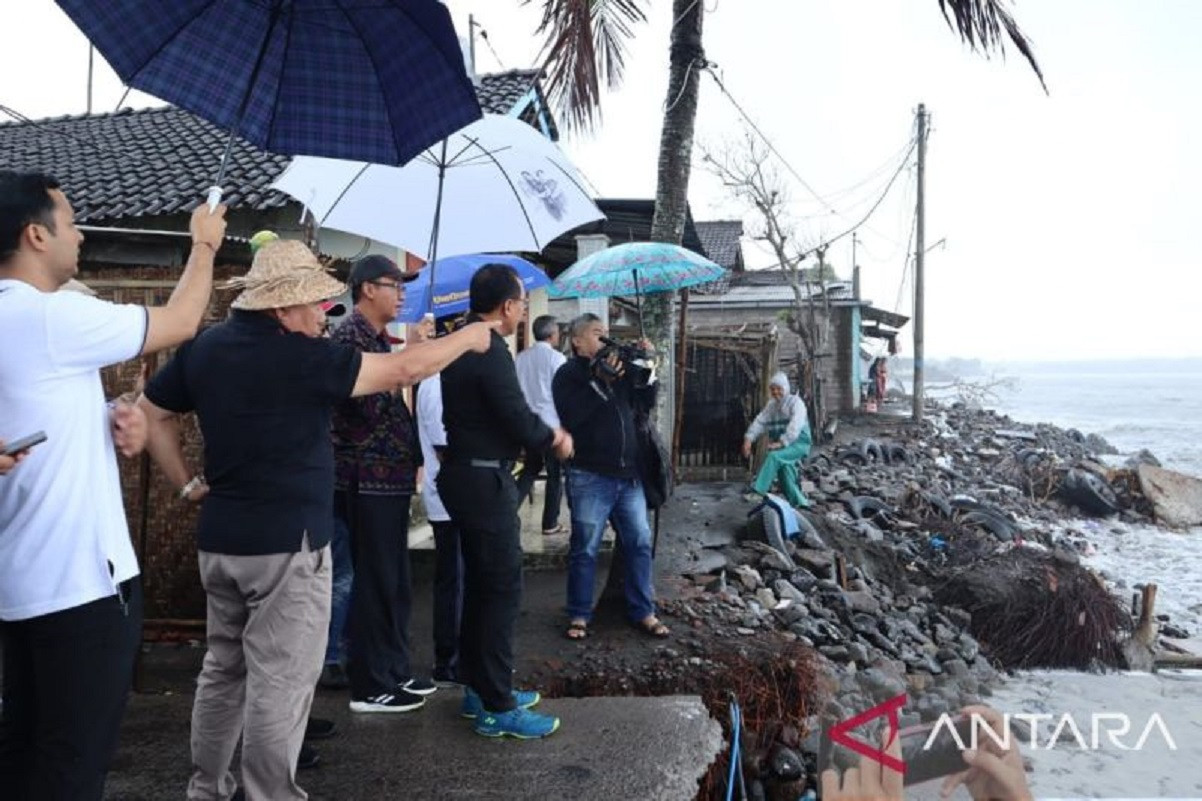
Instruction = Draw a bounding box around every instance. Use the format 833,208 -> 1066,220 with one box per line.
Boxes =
206,186 -> 224,213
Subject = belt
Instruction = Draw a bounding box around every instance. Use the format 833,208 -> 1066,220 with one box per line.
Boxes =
468,458 -> 513,470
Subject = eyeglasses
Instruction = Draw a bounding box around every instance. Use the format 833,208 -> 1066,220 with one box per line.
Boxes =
368,280 -> 402,291
508,297 -> 529,309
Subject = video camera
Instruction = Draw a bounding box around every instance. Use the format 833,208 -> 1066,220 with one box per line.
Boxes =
591,336 -> 654,383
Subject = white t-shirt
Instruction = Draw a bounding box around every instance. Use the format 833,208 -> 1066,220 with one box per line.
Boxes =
0,279 -> 148,620
514,340 -> 566,429
415,378 -> 448,522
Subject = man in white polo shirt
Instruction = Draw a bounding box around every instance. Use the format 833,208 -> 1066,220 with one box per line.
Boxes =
0,170 -> 226,800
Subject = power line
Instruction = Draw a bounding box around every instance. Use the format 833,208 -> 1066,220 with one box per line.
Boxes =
797,139 -> 916,263
672,0 -> 703,29
705,62 -> 918,241
704,64 -> 835,212
894,208 -> 918,314
476,26 -> 506,70
0,103 -> 104,153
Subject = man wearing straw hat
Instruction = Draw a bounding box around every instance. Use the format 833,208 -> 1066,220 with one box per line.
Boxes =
137,240 -> 494,801
0,169 -> 226,800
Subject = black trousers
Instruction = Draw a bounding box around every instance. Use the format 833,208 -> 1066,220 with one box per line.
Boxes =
340,491 -> 414,698
431,520 -> 463,672
516,447 -> 563,532
0,578 -> 143,801
437,462 -> 523,712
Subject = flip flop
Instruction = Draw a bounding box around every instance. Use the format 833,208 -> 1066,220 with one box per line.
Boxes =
566,621 -> 589,640
635,617 -> 670,639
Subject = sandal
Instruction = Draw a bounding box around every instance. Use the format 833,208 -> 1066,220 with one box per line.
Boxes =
566,620 -> 590,640
635,616 -> 670,639
543,524 -> 567,536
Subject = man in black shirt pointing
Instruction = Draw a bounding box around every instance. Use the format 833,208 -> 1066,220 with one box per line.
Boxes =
438,263 -> 572,739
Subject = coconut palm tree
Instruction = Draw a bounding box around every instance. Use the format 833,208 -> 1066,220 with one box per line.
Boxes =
532,0 -> 1046,438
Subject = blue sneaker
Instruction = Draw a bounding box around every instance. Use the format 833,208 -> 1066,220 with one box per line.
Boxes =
474,706 -> 560,739
460,686 -> 541,719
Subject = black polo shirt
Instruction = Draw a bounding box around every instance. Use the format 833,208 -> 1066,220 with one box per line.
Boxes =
145,310 -> 361,555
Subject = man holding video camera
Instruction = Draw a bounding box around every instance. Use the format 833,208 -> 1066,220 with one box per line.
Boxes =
552,313 -> 669,640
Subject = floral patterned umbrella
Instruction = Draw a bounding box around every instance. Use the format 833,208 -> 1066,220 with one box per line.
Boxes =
548,242 -> 727,300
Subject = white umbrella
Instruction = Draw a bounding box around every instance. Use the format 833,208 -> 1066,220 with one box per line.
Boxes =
270,114 -> 604,263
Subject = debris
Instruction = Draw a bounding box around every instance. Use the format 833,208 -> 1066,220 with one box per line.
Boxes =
1137,463 -> 1202,528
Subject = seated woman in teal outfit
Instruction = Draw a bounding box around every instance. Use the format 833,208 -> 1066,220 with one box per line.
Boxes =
741,372 -> 812,507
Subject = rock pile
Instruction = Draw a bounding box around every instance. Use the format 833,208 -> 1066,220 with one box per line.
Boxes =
657,401 -> 1166,797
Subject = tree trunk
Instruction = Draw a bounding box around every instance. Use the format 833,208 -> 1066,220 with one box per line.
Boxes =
602,0 -> 704,605
646,0 -> 705,445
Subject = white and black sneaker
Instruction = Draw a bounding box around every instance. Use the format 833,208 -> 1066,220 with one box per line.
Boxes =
349,689 -> 425,713
401,677 -> 438,696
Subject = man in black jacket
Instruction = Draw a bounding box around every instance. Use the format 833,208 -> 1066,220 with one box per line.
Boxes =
552,313 -> 669,641
438,264 -> 573,739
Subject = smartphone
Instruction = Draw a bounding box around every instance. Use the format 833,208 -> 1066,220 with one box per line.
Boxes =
2,431 -> 47,456
899,714 -> 975,786
817,713 -> 975,788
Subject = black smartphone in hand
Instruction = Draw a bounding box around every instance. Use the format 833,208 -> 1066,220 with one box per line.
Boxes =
2,431 -> 47,456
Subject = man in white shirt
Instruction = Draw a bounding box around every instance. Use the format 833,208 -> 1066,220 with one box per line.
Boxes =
514,315 -> 568,534
415,369 -> 465,686
0,169 -> 227,800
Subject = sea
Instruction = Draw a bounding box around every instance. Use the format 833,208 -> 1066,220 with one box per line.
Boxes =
917,362 -> 1202,799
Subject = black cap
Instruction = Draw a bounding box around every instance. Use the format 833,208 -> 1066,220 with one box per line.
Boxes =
348,254 -> 417,287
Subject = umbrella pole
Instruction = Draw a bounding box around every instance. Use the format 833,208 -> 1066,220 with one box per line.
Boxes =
208,131 -> 238,209
424,139 -> 449,316
634,268 -> 644,339
207,4 -> 283,210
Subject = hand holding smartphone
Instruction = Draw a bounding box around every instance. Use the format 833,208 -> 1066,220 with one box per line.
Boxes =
1,431 -> 47,457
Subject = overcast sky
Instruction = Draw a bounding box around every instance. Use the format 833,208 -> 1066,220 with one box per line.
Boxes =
3,1 -> 1198,362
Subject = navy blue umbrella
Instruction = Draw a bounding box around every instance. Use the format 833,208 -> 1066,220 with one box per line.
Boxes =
57,0 -> 482,206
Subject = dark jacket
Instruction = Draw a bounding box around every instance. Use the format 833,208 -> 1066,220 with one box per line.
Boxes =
440,325 -> 553,463
553,355 -> 656,479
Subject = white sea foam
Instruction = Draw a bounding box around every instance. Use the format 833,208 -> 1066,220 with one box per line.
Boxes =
920,367 -> 1202,797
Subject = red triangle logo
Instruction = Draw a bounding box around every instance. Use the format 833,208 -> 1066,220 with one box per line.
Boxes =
826,692 -> 907,775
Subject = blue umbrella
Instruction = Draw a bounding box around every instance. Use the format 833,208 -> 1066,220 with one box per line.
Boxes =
397,254 -> 550,323
548,242 -> 726,299
548,242 -> 727,336
57,0 -> 482,206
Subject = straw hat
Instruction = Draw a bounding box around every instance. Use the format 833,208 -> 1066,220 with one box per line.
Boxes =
226,240 -> 346,311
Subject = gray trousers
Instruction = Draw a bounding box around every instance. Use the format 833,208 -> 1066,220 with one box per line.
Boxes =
187,537 -> 331,801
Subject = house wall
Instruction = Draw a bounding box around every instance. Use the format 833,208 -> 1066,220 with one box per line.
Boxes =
80,263 -> 245,621
685,304 -> 861,415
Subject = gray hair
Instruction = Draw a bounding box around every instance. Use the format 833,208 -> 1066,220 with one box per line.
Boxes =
531,314 -> 558,342
568,313 -> 602,355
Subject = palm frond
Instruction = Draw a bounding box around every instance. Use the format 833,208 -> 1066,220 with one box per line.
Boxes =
528,0 -> 648,131
938,0 -> 1047,92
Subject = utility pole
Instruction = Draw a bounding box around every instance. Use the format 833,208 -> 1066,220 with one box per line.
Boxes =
467,14 -> 478,76
912,103 -> 928,422
87,45 -> 94,114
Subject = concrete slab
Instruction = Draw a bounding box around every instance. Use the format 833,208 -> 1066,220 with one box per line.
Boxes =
104,691 -> 722,801
1138,463 -> 1202,528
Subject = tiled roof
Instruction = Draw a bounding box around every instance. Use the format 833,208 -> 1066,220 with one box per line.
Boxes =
0,106 -> 290,223
0,70 -> 552,224
474,69 -> 559,141
694,220 -> 743,271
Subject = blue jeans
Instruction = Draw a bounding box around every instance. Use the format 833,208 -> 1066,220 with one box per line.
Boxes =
325,511 -> 354,666
565,468 -> 656,624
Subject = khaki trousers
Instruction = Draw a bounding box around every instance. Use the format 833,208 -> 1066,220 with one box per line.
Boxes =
187,537 -> 330,801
